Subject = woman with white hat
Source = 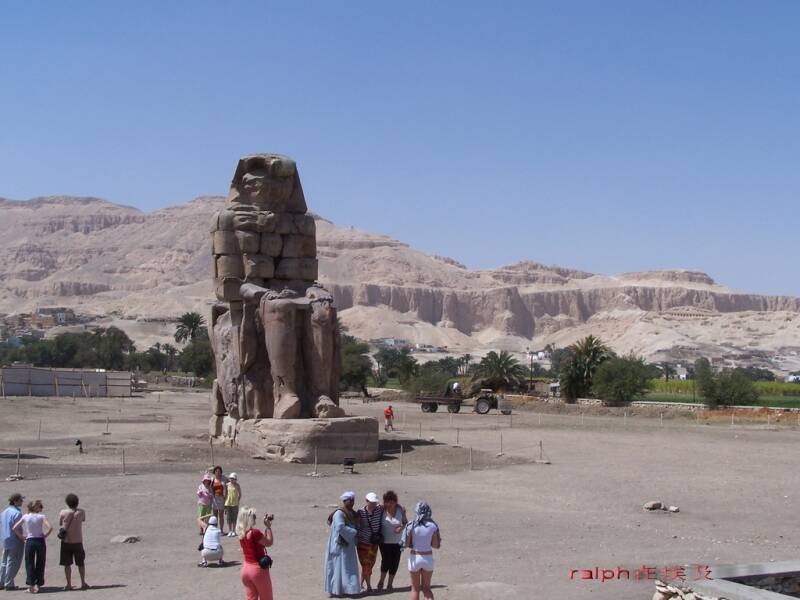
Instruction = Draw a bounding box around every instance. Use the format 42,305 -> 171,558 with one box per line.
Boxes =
356,492 -> 384,593
324,491 -> 359,597
401,501 -> 441,600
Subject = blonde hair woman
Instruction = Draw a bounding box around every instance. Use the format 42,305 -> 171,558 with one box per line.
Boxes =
236,506 -> 273,600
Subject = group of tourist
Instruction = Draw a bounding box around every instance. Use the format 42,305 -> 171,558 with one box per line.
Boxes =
0,492 -> 88,593
196,465 -> 242,538
195,468 -> 275,600
324,491 -> 441,600
192,468 -> 441,600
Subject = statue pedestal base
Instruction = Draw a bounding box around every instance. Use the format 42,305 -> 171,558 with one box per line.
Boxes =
211,416 -> 379,464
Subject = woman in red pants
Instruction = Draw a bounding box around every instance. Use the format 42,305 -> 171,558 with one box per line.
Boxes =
235,506 -> 273,600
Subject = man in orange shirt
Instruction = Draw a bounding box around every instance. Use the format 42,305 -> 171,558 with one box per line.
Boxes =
383,406 -> 394,432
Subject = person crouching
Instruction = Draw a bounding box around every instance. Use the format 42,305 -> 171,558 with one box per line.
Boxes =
198,516 -> 224,567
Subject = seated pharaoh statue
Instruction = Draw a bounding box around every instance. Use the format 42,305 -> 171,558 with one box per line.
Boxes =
209,154 -> 345,424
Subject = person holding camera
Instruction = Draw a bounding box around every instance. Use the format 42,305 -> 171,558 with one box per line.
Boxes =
356,492 -> 384,593
58,493 -> 88,590
324,491 -> 359,597
235,506 -> 273,600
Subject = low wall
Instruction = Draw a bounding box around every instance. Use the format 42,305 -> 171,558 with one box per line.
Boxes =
0,366 -> 132,397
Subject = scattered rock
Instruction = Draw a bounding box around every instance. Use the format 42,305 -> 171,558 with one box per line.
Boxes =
668,505 -> 680,513
644,501 -> 663,510
110,535 -> 140,544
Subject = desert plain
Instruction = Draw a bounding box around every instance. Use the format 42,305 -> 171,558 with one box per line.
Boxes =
1,392 -> 798,600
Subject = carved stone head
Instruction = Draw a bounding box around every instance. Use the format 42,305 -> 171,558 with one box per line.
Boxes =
228,154 -> 307,213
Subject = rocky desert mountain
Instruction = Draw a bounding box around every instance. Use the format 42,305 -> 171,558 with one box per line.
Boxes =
1,195 -> 799,373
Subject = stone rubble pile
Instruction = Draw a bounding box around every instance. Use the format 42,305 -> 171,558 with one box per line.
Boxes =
643,500 -> 680,513
652,579 -> 723,600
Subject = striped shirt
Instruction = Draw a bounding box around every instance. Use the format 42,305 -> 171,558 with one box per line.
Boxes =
357,505 -> 384,545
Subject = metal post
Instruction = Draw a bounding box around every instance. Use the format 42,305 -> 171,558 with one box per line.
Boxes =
697,411 -> 700,426
468,447 -> 473,471
313,446 -> 318,475
37,420 -> 41,440
660,412 -> 663,427
449,412 -> 453,427
0,373 -> 5,399
167,416 -> 172,431
418,422 -> 422,440
539,440 -> 543,462
210,438 -> 215,466
510,413 -> 513,428
499,432 -> 503,455
400,443 -> 404,476
580,412 -> 584,426
731,411 -> 735,428
767,413 -> 770,427
16,447 -> 21,476
624,411 -> 627,426
106,417 -> 110,434
456,428 -> 460,446
122,448 -> 126,475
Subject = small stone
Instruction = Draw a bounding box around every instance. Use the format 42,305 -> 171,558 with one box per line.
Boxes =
644,501 -> 663,510
110,535 -> 140,544
668,505 -> 680,513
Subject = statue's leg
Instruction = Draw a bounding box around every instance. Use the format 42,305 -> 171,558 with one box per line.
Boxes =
305,299 -> 345,418
259,298 -> 303,419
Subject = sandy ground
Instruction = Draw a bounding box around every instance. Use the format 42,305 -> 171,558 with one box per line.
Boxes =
1,392 -> 799,600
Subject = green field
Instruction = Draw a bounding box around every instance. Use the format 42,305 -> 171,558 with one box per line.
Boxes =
640,391 -> 800,409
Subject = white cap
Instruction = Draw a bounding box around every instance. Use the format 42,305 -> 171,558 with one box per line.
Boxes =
340,491 -> 355,501
228,472 -> 237,480
208,516 -> 218,526
365,492 -> 380,503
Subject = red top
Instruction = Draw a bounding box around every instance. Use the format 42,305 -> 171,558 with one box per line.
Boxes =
240,528 -> 267,564
384,407 -> 394,418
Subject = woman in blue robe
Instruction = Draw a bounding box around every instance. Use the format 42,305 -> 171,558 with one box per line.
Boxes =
324,491 -> 360,597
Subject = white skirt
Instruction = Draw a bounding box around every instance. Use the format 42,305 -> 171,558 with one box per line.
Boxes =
408,553 -> 434,572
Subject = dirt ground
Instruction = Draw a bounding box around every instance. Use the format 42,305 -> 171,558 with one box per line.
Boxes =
1,391 -> 798,600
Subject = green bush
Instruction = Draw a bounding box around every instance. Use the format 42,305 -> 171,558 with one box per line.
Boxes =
592,355 -> 653,406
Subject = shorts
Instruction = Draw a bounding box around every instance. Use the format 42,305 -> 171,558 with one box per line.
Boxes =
408,553 -> 434,572
198,504 -> 212,519
212,496 -> 225,512
225,505 -> 239,526
59,542 -> 86,567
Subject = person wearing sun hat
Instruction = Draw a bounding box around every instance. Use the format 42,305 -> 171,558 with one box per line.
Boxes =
356,492 -> 384,593
324,491 -> 359,596
196,472 -> 214,534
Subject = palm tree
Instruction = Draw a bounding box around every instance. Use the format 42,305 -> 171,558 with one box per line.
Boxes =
476,351 -> 527,391
175,312 -> 206,344
560,335 -> 612,401
396,348 -> 418,385
162,343 -> 178,370
459,354 -> 473,376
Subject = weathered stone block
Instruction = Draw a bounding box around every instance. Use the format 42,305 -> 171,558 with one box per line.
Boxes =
209,213 -> 220,233
213,231 -> 237,255
215,277 -> 242,301
282,234 -> 316,258
275,257 -> 318,280
293,214 -> 316,237
232,416 -> 379,464
260,233 -> 283,256
233,212 -> 259,231
235,230 -> 260,254
217,255 -> 245,278
275,212 -> 294,234
243,254 -> 275,279
218,209 -> 236,231
257,211 -> 277,232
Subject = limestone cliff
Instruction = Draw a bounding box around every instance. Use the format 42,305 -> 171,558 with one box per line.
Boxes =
1,195 -> 799,372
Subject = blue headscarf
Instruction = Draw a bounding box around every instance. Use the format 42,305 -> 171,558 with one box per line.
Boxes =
400,501 -> 437,548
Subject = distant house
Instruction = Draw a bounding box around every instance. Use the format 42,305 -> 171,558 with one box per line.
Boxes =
674,365 -> 689,381
786,375 -> 800,384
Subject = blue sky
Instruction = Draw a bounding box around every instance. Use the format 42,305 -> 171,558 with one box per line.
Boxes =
1,1 -> 798,295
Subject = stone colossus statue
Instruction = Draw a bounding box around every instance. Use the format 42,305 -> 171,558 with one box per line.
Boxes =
209,154 -> 344,422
